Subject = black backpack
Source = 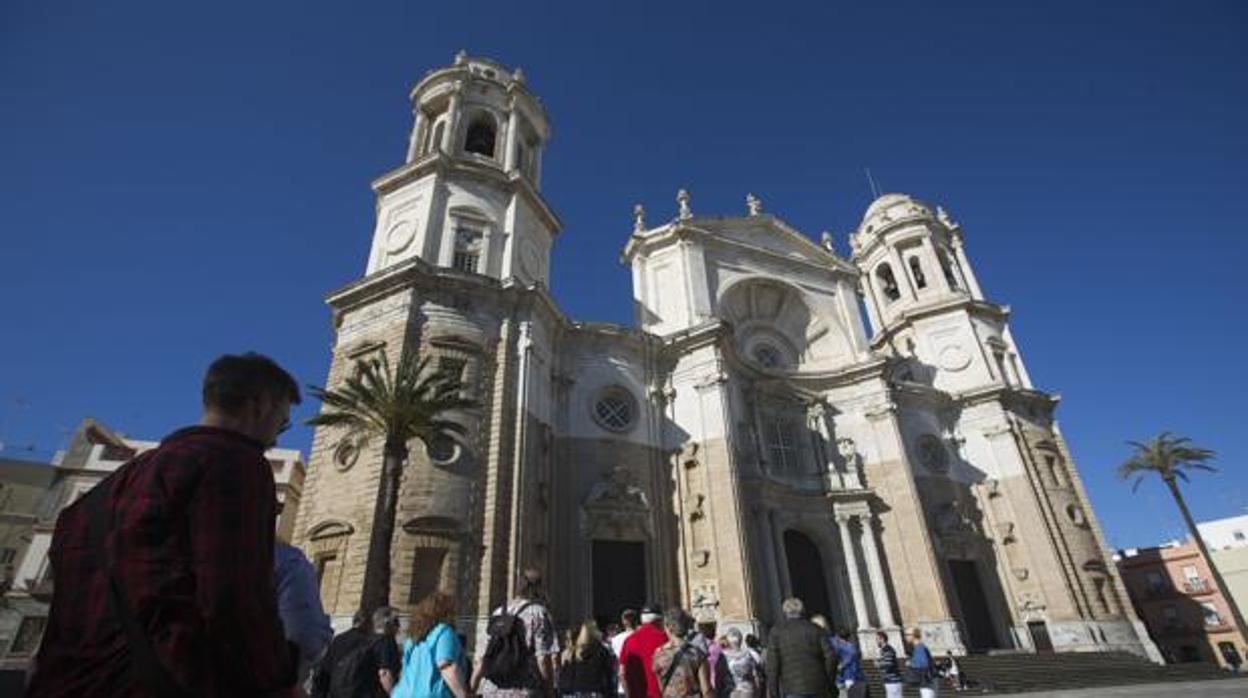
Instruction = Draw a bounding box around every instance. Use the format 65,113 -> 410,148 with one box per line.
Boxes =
480,601 -> 536,687
330,635 -> 385,698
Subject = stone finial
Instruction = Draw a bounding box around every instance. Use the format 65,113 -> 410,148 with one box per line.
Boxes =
513,67 -> 525,84
633,204 -> 646,233
454,50 -> 468,65
937,205 -> 959,230
820,231 -> 835,253
676,189 -> 692,221
746,193 -> 762,216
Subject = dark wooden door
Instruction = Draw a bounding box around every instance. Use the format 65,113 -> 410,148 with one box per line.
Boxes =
784,530 -> 832,621
1027,621 -> 1053,652
592,540 -> 647,629
949,559 -> 999,650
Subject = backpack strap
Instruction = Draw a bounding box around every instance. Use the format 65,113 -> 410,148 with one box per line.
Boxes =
660,642 -> 691,695
88,481 -> 192,698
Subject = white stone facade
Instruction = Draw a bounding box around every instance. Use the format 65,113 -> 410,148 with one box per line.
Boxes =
292,54 -> 1159,661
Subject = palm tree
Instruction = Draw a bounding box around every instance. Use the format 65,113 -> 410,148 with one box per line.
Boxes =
1117,432 -> 1247,640
307,350 -> 477,616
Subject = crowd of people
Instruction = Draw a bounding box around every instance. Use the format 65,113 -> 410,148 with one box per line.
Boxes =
20,352 -> 962,698
294,564 -> 953,698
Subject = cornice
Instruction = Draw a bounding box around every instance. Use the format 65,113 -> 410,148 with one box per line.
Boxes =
370,153 -> 562,236
869,297 -> 1009,347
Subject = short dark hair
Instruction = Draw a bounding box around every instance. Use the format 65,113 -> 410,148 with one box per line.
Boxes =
203,352 -> 300,413
515,565 -> 544,599
621,608 -> 638,628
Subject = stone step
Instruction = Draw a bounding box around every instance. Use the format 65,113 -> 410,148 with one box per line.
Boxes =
853,651 -> 1233,695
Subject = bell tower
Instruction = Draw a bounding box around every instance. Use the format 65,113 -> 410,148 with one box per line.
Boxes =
850,193 -> 1030,393
364,52 -> 560,285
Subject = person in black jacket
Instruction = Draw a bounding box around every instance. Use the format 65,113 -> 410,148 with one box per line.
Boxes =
765,598 -> 836,698
559,619 -> 616,697
874,631 -> 903,698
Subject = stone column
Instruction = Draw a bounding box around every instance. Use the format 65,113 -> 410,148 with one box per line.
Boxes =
920,236 -> 951,293
808,404 -> 840,490
887,247 -> 916,302
504,103 -> 520,172
406,108 -> 425,163
771,511 -> 792,598
950,234 -> 983,300
836,513 -> 871,629
443,88 -> 463,153
860,513 -> 898,627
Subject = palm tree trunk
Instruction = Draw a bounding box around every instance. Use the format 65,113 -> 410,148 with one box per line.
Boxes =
359,440 -> 406,616
1164,477 -> 1248,641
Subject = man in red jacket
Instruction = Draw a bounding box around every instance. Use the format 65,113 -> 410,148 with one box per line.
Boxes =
28,352 -> 300,697
619,605 -> 669,698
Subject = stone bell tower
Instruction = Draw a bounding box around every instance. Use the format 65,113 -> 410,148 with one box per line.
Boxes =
365,51 -> 559,286
850,194 -> 1158,658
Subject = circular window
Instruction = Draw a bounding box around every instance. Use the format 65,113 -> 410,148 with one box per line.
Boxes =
592,387 -> 637,433
425,434 -> 461,465
916,434 -> 949,472
752,344 -> 783,369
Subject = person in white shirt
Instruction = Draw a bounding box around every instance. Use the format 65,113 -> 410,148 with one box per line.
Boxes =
609,609 -> 638,695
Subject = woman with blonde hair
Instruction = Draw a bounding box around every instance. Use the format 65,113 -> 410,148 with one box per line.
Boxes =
557,619 -> 615,697
393,592 -> 469,698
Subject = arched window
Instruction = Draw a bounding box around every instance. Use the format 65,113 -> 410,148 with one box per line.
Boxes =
765,416 -> 801,471
452,226 -> 482,273
876,263 -> 900,303
909,256 -> 927,289
464,114 -> 497,158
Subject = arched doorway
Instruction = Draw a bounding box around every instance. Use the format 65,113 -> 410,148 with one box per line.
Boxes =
784,530 -> 832,620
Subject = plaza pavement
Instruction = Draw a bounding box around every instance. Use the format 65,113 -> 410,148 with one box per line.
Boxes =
999,677 -> 1247,697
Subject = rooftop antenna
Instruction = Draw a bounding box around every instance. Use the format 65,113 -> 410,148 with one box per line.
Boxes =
864,168 -> 882,199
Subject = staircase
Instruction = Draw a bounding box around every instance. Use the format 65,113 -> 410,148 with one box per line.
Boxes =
857,651 -> 1235,695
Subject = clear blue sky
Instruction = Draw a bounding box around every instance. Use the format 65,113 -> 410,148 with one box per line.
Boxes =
2,1 -> 1245,549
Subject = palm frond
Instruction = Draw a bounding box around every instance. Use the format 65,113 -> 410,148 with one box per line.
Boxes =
1119,432 -> 1218,492
305,348 -> 480,456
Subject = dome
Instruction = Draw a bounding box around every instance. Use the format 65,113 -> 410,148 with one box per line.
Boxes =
858,193 -> 936,237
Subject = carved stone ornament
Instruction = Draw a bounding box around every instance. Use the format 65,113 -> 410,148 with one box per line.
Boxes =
689,493 -> 707,522
746,193 -> 762,216
997,521 -> 1016,544
584,466 -> 649,511
581,467 -> 652,539
633,204 -> 646,233
984,478 -> 1001,498
693,549 -> 711,568
1018,592 -> 1046,617
677,189 -> 692,221
690,583 -> 720,622
937,206 -> 960,230
333,437 -> 361,472
1012,567 -> 1030,581
820,231 -> 835,253
935,498 -> 980,536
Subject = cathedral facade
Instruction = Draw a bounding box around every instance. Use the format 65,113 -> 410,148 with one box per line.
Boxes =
292,54 -> 1159,659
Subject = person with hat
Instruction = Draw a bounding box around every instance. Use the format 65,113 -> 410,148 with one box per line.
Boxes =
619,605 -> 668,698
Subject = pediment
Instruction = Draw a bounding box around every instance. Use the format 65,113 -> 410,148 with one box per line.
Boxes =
307,519 -> 355,540
698,216 -> 850,272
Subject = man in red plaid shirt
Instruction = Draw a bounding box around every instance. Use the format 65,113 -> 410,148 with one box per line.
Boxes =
27,352 -> 302,697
